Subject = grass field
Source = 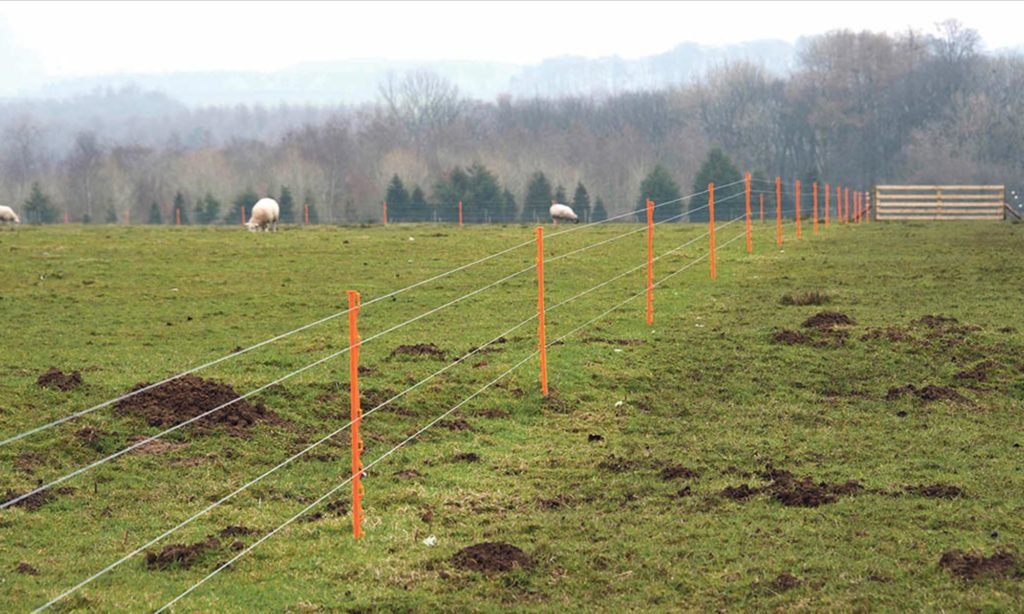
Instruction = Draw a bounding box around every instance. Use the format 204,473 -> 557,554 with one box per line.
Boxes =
1,220 -> 1022,612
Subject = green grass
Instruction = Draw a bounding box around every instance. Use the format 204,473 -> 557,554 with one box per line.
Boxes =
1,220 -> 1022,612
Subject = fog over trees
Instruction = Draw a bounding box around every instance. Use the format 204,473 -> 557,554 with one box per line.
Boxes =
2,22 -> 1021,223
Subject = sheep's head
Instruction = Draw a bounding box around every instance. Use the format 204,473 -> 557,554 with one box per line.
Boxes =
13,214 -> 20,224
245,221 -> 258,232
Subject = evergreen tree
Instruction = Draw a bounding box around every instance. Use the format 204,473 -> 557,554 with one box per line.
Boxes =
432,166 -> 470,222
465,162 -> 502,223
230,189 -> 260,224
278,186 -> 295,224
195,193 -> 221,225
592,198 -> 608,222
385,175 -> 411,222
500,189 -> 518,224
637,165 -> 682,223
521,171 -> 553,223
23,182 -> 58,224
147,202 -> 163,224
572,181 -> 591,223
409,185 -> 429,222
173,191 -> 189,224
690,148 -> 743,223
105,207 -> 118,224
82,212 -> 93,224
554,184 -> 567,204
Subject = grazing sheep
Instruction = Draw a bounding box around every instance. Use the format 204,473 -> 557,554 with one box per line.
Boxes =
0,205 -> 20,225
549,203 -> 579,224
245,198 -> 280,232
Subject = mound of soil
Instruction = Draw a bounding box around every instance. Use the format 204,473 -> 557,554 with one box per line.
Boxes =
4,488 -> 54,511
772,573 -> 802,591
771,329 -> 811,345
885,384 -> 968,404
587,433 -> 604,442
36,368 -> 83,391
146,537 -> 220,570
721,467 -> 862,508
14,562 -> 40,575
905,484 -> 964,499
389,343 -> 446,360
913,315 -> 958,328
939,549 -> 1020,581
438,419 -> 473,431
452,452 -> 480,463
660,465 -> 699,480
218,525 -> 257,538
721,484 -> 758,500
452,542 -> 533,574
802,311 -> 855,330
955,361 -> 1000,383
115,375 -> 280,435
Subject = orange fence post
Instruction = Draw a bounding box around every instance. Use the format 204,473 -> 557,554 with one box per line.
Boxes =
795,180 -> 802,239
812,182 -> 819,235
240,205 -> 245,225
859,191 -> 864,223
709,182 -> 717,280
744,172 -> 752,253
775,176 -> 782,246
63,212 -> 69,224
346,290 -> 364,539
176,208 -> 181,226
304,203 -> 310,225
535,227 -> 548,397
383,201 -> 388,226
836,186 -> 841,224
824,182 -> 830,229
646,198 -> 654,325
759,193 -> 764,223
844,187 -> 850,224
458,200 -> 463,227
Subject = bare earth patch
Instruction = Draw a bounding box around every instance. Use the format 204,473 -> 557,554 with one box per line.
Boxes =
452,542 -> 533,574
36,368 -> 83,391
939,549 -> 1020,581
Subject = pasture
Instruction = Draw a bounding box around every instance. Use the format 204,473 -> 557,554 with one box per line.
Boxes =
1,221 -> 1022,611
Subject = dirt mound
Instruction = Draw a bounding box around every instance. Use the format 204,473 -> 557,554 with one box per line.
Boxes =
955,361 -> 1000,383
4,488 -> 54,511
771,329 -> 811,345
721,484 -> 758,500
905,484 -> 963,499
452,542 -> 533,574
802,311 -> 855,330
659,465 -> 699,480
389,343 -> 446,360
438,419 -> 473,431
452,452 -> 480,463
14,562 -> 40,575
145,537 -> 219,570
115,375 -> 280,436
886,384 -> 968,404
939,549 -> 1020,581
218,525 -> 257,538
914,315 -> 958,328
772,573 -> 802,591
588,433 -> 604,442
36,368 -> 83,391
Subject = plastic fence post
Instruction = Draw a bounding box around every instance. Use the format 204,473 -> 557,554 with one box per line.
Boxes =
744,173 -> 752,253
176,208 -> 181,226
458,200 -> 463,227
241,205 -> 245,225
709,183 -> 717,280
383,201 -> 388,226
824,182 -> 830,229
775,176 -> 782,246
813,182 -> 819,235
346,290 -> 364,539
795,179 -> 802,239
844,187 -> 850,224
836,186 -> 841,224
646,197 -> 654,326
759,193 -> 764,223
536,227 -> 548,397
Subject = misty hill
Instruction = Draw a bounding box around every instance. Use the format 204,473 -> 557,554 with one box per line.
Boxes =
25,40 -> 799,106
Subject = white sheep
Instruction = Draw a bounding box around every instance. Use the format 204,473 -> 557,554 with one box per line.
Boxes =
245,198 -> 280,232
0,205 -> 20,225
549,203 -> 579,224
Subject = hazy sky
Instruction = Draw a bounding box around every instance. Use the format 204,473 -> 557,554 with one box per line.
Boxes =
0,0 -> 1018,78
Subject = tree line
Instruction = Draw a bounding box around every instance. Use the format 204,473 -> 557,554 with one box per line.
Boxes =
3,21 -> 1020,224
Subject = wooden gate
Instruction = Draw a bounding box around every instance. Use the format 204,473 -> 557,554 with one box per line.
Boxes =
874,185 -> 1005,220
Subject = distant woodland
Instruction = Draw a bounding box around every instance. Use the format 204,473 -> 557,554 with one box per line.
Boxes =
2,23 -> 1021,224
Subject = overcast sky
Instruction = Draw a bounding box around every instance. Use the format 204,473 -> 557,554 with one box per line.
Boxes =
0,0 -> 1018,78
